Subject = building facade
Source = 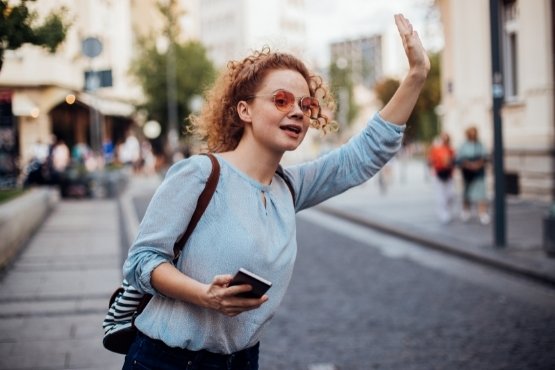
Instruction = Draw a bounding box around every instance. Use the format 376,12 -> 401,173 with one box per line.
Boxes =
437,0 -> 554,201
330,35 -> 383,88
196,0 -> 307,67
0,0 -> 170,186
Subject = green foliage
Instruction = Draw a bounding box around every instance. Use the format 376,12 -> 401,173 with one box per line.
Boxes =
374,78 -> 400,108
328,61 -> 359,127
373,52 -> 442,144
0,189 -> 25,204
130,39 -> 215,138
129,0 -> 215,141
0,0 -> 70,71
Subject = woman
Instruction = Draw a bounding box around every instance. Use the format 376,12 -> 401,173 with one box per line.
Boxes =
123,14 -> 429,370
427,132 -> 456,223
457,126 -> 490,224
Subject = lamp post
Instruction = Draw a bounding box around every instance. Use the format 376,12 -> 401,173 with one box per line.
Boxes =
489,0 -> 507,247
157,0 -> 179,157
82,36 -> 104,166
166,40 -> 179,154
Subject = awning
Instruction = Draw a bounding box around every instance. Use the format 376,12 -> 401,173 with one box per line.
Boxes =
78,92 -> 135,117
12,92 -> 39,117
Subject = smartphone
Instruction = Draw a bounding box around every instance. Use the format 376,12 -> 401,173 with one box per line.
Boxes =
229,268 -> 272,299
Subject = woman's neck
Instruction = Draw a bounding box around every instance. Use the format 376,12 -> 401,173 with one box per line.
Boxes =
219,142 -> 283,185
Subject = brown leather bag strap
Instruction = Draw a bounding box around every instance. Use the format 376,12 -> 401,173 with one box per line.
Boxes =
172,153 -> 220,261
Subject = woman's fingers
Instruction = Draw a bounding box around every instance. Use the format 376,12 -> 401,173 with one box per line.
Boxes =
207,274 -> 268,316
394,13 -> 413,38
226,283 -> 253,297
212,274 -> 233,287
219,295 -> 268,317
394,13 -> 430,73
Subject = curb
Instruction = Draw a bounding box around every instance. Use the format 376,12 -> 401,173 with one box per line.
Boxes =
316,204 -> 555,287
0,188 -> 60,270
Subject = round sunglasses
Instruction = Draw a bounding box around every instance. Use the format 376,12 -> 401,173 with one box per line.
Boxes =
245,89 -> 320,119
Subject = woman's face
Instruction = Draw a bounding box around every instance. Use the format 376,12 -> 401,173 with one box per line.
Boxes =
241,69 -> 311,155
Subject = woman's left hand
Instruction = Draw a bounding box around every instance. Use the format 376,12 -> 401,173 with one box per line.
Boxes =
379,14 -> 430,124
203,275 -> 268,317
394,14 -> 431,77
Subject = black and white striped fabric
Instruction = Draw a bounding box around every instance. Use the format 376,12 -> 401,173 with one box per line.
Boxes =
102,279 -> 150,354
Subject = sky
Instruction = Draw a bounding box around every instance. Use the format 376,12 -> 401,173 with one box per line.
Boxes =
304,0 -> 442,68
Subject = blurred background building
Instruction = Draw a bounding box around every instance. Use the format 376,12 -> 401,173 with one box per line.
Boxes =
330,36 -> 382,88
0,0 -> 152,184
437,0 -> 554,201
0,0 -> 553,202
196,0 -> 307,67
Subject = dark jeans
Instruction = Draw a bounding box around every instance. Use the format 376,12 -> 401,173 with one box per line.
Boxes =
122,331 -> 259,370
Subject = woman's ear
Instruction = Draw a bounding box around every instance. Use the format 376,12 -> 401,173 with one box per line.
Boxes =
236,101 -> 252,123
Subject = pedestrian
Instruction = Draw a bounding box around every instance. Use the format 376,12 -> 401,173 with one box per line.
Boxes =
24,139 -> 50,185
427,132 -> 456,223
50,138 -> 70,185
52,138 -> 70,173
120,129 -> 141,172
456,126 -> 490,224
121,14 -> 430,370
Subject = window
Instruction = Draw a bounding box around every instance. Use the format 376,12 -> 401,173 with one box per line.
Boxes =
502,0 -> 519,101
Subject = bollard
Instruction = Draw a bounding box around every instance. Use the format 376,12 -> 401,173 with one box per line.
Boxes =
544,204 -> 555,257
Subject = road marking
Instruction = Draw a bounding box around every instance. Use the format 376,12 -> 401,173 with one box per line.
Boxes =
307,364 -> 339,370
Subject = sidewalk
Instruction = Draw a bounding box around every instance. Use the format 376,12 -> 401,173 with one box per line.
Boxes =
317,157 -> 555,286
0,200 -> 124,370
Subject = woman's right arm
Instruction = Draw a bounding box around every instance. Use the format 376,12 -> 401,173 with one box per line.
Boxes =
122,156 -> 208,295
150,263 -> 268,317
123,156 -> 267,316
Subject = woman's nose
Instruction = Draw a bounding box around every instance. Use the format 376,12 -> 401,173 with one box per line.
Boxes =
288,101 -> 305,120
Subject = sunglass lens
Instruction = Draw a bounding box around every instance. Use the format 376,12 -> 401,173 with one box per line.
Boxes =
300,97 -> 320,118
273,90 -> 294,111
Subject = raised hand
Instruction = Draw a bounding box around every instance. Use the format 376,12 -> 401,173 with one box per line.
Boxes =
394,14 -> 430,76
378,14 -> 430,124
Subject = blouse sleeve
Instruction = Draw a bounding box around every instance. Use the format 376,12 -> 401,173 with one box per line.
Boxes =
122,155 -> 212,295
284,112 -> 405,212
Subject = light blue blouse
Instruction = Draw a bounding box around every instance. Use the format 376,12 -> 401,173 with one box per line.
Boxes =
123,112 -> 405,353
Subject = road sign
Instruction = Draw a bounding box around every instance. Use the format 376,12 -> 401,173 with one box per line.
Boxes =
82,37 -> 103,58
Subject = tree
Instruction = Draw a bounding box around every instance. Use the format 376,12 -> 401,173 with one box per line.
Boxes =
410,52 -> 441,143
0,0 -> 70,72
373,52 -> 441,144
374,77 -> 400,109
130,41 -> 215,129
129,0 -> 215,150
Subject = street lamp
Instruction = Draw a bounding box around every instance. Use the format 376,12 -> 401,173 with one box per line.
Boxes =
143,120 -> 162,140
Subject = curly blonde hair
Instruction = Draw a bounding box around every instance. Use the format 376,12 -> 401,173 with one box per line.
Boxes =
189,47 -> 337,153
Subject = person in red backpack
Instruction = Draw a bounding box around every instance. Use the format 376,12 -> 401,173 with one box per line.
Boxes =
428,132 -> 456,223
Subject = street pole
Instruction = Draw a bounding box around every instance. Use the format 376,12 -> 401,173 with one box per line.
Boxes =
489,0 -> 507,247
166,41 -> 178,155
82,37 -> 104,167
